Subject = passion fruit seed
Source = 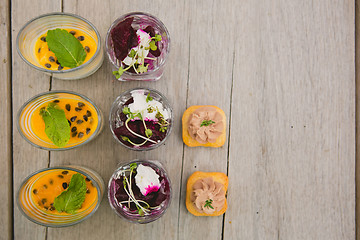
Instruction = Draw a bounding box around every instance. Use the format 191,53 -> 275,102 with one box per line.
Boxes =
77,36 -> 85,41
41,36 -> 46,42
86,128 -> 91,134
49,56 -> 55,62
44,206 -> 49,210
78,102 -> 85,107
70,116 -> 77,122
45,63 -> 51,68
83,115 -> 88,121
38,48 -> 41,53
67,120 -> 71,126
75,107 -> 82,112
85,177 -> 90,182
78,132 -> 84,138
53,99 -> 59,103
84,46 -> 90,52
86,110 -> 92,117
72,131 -> 78,137
86,189 -> 90,194
62,171 -> 68,175
41,198 -> 47,204
58,65 -> 63,70
69,31 -> 76,35
43,184 -> 47,189
33,189 -> 38,194
57,175 -> 64,179
56,60 -> 60,65
49,179 -> 53,185
77,120 -> 83,124
65,104 -> 71,111
49,206 -> 55,211
71,126 -> 77,132
62,182 -> 68,189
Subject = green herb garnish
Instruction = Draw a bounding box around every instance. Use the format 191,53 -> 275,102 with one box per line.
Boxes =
204,199 -> 214,209
53,173 -> 87,214
39,102 -> 70,147
200,120 -> 215,127
112,34 -> 162,78
46,29 -> 87,68
146,93 -> 153,103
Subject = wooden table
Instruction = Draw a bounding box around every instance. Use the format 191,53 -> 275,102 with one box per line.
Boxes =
1,0 -> 357,239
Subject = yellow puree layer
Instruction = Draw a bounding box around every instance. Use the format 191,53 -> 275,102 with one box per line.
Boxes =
34,28 -> 96,70
30,169 -> 97,215
30,98 -> 98,146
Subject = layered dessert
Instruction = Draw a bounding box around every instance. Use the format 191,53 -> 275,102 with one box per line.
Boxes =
186,171 -> 228,216
110,88 -> 172,150
182,105 -> 226,147
17,13 -> 104,80
17,166 -> 104,227
18,91 -> 102,150
108,160 -> 172,223
106,12 -> 170,81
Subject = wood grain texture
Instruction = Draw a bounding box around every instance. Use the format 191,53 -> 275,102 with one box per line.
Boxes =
224,0 -> 355,239
11,1 -> 61,239
0,0 -> 12,239
357,0 -> 360,239
8,0 -> 356,239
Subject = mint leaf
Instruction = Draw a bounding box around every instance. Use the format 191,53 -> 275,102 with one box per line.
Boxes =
200,120 -> 215,127
204,199 -> 214,209
40,103 -> 70,147
46,29 -> 87,68
54,173 -> 87,214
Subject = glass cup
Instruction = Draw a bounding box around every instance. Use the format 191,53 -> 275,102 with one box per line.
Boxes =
17,166 -> 105,227
109,87 -> 173,151
17,12 -> 104,80
105,12 -> 170,81
108,160 -> 172,224
17,91 -> 103,150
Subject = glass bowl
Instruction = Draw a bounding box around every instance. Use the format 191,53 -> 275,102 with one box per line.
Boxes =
105,12 -> 170,81
17,90 -> 103,150
108,160 -> 172,224
109,87 -> 173,151
17,166 -> 105,227
17,12 -> 104,80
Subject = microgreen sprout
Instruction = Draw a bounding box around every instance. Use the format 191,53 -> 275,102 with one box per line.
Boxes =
146,93 -> 153,103
204,199 -> 214,209
112,34 -> 162,79
119,163 -> 161,216
200,120 -> 215,127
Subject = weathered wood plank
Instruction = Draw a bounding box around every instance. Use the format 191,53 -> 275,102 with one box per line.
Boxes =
11,1 -> 61,239
46,0 -> 189,239
356,0 -> 360,239
178,1 -> 236,239
0,0 -> 12,239
224,0 -> 355,239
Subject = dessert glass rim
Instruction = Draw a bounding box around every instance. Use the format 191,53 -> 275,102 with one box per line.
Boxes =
17,90 -> 103,151
109,87 -> 173,151
107,159 -> 172,224
105,11 -> 171,76
16,166 -> 103,228
16,12 -> 102,74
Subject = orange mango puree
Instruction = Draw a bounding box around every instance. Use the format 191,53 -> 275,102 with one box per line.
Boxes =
30,169 -> 97,214
30,98 -> 98,146
34,28 -> 97,70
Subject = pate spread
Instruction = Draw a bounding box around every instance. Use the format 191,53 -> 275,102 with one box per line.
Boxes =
187,106 -> 224,144
190,177 -> 225,214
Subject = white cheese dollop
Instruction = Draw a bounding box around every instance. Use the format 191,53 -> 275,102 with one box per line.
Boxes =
128,91 -> 170,121
135,164 -> 160,196
123,29 -> 151,66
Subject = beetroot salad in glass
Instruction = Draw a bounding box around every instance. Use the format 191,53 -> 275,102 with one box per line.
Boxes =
109,88 -> 172,151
